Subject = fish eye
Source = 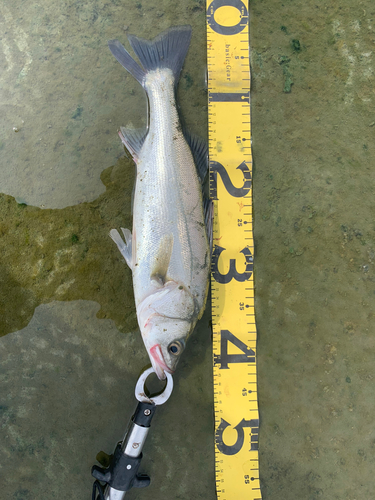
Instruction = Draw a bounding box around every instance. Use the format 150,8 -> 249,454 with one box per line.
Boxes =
168,341 -> 183,356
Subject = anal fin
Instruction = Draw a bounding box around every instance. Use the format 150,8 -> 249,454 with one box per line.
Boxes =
119,126 -> 148,162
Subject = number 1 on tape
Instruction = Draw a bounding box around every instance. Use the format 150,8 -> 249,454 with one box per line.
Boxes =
206,1 -> 262,499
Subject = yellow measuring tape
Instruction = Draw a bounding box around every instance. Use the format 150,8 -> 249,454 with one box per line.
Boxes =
206,1 -> 262,499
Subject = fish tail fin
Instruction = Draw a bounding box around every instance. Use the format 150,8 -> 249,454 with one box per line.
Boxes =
128,26 -> 192,83
108,39 -> 146,85
108,26 -> 192,87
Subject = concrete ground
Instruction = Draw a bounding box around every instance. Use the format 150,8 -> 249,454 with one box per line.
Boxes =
1,0 -> 374,499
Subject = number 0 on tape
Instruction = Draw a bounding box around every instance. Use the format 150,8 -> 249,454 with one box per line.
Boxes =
206,1 -> 262,499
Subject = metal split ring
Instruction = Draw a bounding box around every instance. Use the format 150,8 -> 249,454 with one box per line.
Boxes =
135,367 -> 173,405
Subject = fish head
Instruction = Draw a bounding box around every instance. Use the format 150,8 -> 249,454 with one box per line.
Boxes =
137,281 -> 197,379
142,316 -> 192,380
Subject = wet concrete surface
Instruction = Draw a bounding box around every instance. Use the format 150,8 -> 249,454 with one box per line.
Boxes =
1,0 -> 375,499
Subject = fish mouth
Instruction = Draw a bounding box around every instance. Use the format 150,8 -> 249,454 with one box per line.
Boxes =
149,344 -> 174,380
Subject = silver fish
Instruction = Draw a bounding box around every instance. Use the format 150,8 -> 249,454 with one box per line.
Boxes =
108,26 -> 211,380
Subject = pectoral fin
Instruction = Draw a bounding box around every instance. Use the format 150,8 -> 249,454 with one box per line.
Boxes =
137,280 -> 195,331
151,233 -> 174,284
151,282 -> 195,320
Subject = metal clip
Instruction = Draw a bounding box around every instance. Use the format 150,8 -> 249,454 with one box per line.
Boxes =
91,368 -> 173,500
135,367 -> 173,405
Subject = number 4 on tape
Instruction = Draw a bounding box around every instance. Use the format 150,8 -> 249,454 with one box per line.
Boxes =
214,330 -> 255,369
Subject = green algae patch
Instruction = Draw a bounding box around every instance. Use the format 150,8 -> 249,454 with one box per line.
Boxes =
0,156 -> 137,336
291,39 -> 301,52
278,55 -> 293,93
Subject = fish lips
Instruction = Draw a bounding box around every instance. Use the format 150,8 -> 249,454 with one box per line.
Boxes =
149,344 -> 174,380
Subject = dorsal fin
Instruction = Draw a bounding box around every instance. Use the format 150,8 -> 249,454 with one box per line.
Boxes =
184,132 -> 208,183
203,196 -> 213,255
